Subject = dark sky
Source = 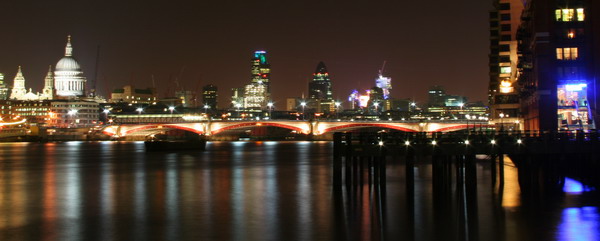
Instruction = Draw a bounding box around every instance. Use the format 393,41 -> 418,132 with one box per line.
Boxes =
0,0 -> 492,106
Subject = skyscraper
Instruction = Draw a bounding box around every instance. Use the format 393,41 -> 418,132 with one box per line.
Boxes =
202,84 -> 218,110
517,0 -> 600,131
489,0 -> 524,130
308,61 -> 333,101
251,51 -> 271,91
244,51 -> 271,109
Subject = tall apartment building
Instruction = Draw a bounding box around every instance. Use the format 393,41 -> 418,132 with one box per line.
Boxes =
489,0 -> 525,130
517,0 -> 600,131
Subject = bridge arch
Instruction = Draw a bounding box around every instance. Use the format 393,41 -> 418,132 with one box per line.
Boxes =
209,122 -> 310,135
102,124 -> 205,137
429,124 -> 494,132
317,123 -> 418,134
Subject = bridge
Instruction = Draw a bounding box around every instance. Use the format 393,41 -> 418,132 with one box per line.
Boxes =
99,119 -> 493,138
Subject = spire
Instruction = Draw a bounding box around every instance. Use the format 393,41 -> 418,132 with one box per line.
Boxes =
46,65 -> 54,78
65,35 -> 73,57
16,66 -> 23,78
13,66 -> 25,89
315,61 -> 328,74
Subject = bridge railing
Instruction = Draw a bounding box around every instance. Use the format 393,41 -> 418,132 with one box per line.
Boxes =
336,130 -> 600,146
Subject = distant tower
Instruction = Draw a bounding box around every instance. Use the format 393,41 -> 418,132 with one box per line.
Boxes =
375,61 -> 392,99
54,35 -> 87,97
251,51 -> 271,91
308,61 -> 333,101
40,65 -> 55,100
9,66 -> 27,100
202,84 -> 218,110
0,73 -> 8,100
245,51 -> 271,109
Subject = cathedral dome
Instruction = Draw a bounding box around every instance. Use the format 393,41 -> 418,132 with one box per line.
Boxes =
56,56 -> 81,71
54,35 -> 87,97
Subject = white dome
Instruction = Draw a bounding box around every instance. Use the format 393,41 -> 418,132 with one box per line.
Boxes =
54,36 -> 86,97
56,56 -> 81,71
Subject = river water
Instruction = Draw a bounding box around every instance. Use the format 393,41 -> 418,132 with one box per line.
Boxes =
0,141 -> 598,241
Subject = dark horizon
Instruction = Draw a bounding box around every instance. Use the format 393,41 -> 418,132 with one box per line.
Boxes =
0,0 -> 492,106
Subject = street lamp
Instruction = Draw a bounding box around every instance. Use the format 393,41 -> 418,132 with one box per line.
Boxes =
300,101 -> 306,120
204,104 -> 210,114
465,114 -> 471,134
499,113 -> 505,131
136,108 -> 143,124
267,102 -> 273,119
168,106 -> 175,114
67,109 -> 78,128
235,103 -> 242,119
103,109 -> 110,124
373,102 -> 380,116
335,101 -> 341,119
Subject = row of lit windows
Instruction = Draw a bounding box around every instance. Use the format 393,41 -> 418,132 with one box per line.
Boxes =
125,96 -> 154,101
556,48 -> 579,60
52,104 -> 97,108
15,108 -> 50,111
555,9 -> 585,22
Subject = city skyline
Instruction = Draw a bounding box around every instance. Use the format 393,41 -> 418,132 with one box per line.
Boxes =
0,0 -> 491,105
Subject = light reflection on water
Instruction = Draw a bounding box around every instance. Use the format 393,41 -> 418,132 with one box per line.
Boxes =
558,207 -> 600,241
0,142 -> 597,240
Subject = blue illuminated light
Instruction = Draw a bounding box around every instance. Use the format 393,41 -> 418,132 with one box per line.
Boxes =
562,177 -> 594,194
564,83 -> 587,91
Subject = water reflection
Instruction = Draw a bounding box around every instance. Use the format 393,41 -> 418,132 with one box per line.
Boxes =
0,142 -> 597,240
557,207 -> 600,241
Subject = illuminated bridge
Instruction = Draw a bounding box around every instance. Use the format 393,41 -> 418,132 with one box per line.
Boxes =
100,119 -> 492,138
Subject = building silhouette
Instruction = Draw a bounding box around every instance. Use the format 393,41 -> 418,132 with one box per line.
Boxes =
202,84 -> 218,110
308,61 -> 333,101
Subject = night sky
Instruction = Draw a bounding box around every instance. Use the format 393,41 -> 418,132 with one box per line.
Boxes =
0,0 -> 492,107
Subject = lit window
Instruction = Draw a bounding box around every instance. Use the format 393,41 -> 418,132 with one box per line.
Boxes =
500,67 -> 512,74
556,48 -> 578,60
577,8 -> 585,21
563,9 -> 574,21
556,9 -> 584,22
